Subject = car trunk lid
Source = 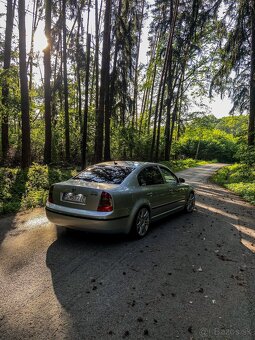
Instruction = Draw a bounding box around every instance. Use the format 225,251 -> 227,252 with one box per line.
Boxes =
52,179 -> 118,211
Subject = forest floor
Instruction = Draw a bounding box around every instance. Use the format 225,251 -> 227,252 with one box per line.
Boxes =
0,164 -> 255,339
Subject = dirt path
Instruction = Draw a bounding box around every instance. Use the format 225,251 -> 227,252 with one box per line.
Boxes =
0,164 -> 255,340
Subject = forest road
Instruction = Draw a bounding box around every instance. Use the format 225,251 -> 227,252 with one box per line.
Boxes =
1,164 -> 255,340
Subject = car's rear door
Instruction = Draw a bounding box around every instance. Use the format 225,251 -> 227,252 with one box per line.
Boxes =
159,166 -> 187,211
137,166 -> 166,218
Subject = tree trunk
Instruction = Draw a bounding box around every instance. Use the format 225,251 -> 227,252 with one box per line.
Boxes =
76,7 -> 83,131
147,61 -> 157,136
163,0 -> 179,161
138,86 -> 149,136
249,0 -> 255,146
94,0 -> 100,115
95,0 -> 112,163
150,55 -> 168,161
132,0 -> 145,129
44,0 -> 52,164
18,0 -> 31,168
62,0 -> 70,162
82,33 -> 91,168
103,0 -> 113,162
1,0 -> 16,163
28,0 -> 40,92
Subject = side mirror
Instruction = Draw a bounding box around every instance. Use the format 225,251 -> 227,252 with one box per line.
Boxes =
179,177 -> 185,183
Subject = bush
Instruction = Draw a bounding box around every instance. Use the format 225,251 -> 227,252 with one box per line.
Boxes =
0,164 -> 77,215
176,129 -> 238,162
212,164 -> 255,205
161,158 -> 209,172
235,145 -> 255,166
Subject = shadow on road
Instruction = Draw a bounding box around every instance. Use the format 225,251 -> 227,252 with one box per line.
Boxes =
46,177 -> 255,339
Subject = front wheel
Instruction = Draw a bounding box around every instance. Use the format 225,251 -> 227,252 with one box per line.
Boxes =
131,207 -> 150,238
184,192 -> 195,213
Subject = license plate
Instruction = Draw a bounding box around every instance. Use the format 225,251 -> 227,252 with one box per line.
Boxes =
62,192 -> 86,205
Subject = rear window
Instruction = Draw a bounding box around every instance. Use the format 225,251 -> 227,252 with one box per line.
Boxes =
74,165 -> 134,184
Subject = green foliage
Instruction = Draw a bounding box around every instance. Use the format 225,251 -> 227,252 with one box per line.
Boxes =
176,127 -> 238,162
235,145 -> 255,166
226,183 -> 255,205
160,158 -> 210,172
215,116 -> 248,139
0,164 -> 77,215
212,164 -> 255,205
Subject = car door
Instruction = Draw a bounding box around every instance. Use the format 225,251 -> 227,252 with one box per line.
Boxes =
159,166 -> 187,211
137,166 -> 166,218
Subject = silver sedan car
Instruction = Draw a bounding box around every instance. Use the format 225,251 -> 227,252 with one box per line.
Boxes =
46,161 -> 195,238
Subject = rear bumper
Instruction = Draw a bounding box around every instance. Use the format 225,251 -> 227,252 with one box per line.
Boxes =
45,206 -> 130,234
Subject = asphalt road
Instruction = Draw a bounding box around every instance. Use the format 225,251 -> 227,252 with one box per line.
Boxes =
1,164 -> 255,340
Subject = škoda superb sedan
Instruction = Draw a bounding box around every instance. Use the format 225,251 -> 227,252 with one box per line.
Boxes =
46,161 -> 195,238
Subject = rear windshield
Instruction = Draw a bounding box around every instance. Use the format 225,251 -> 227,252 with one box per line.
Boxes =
74,165 -> 134,184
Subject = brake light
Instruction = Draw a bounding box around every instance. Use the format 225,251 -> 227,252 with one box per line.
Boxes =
48,185 -> 54,203
97,191 -> 113,212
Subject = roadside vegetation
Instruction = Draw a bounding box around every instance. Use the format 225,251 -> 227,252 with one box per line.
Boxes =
213,147 -> 255,205
0,165 -> 77,215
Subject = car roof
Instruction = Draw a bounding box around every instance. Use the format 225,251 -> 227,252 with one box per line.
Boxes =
94,161 -> 162,169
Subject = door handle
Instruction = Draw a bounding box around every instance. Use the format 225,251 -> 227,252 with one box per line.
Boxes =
146,192 -> 152,196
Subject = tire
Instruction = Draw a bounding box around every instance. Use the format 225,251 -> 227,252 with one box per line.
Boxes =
130,207 -> 150,239
184,192 -> 195,213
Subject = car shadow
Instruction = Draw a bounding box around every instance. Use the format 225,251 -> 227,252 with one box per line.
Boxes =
45,180 -> 255,339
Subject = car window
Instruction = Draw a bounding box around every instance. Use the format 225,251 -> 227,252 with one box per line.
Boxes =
160,167 -> 177,184
138,166 -> 164,186
74,165 -> 134,184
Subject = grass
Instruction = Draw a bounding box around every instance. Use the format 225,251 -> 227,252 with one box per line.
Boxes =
160,158 -> 213,172
212,163 -> 255,205
0,159 -> 213,216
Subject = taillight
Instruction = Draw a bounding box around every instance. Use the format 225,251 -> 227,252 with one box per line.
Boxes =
97,191 -> 113,212
48,185 -> 54,203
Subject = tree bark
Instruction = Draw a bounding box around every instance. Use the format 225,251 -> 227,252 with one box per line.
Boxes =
95,0 -> 112,163
161,0 -> 179,161
18,0 -> 31,168
103,0 -> 113,162
132,0 -> 145,129
94,0 -> 100,115
82,33 -> 91,168
76,7 -> 82,131
62,0 -> 70,162
249,0 -> 255,146
1,0 -> 16,163
44,0 -> 52,164
28,0 -> 40,92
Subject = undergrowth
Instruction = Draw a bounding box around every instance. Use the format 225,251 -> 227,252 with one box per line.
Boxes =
212,164 -> 255,205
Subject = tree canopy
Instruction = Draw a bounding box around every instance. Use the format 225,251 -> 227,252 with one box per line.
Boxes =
0,0 -> 254,168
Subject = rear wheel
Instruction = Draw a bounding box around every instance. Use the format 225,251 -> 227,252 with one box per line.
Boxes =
184,192 -> 195,213
131,207 -> 150,238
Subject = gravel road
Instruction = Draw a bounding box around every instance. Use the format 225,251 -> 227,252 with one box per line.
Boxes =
1,164 -> 255,340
